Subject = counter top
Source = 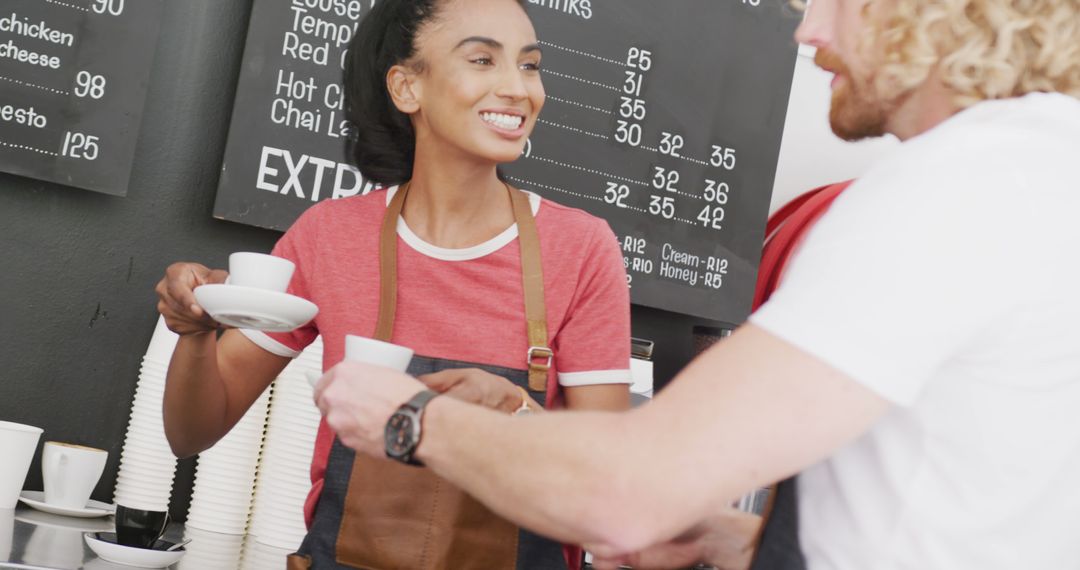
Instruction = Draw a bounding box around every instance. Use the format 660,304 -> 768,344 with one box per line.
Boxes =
2,505 -> 294,570
1,505 -> 184,569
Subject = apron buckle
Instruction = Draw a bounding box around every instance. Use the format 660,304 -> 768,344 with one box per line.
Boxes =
527,346 -> 553,371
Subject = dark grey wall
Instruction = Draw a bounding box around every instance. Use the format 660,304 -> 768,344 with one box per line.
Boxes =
0,0 -> 274,520
0,0 -> 732,521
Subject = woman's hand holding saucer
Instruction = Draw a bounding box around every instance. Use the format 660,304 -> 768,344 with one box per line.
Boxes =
418,369 -> 521,414
155,262 -> 229,335
312,361 -> 426,456
587,508 -> 761,570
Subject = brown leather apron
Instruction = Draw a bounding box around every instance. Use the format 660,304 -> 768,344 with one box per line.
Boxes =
288,184 -> 566,569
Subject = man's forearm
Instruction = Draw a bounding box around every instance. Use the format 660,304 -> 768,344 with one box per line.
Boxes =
416,397 -> 699,552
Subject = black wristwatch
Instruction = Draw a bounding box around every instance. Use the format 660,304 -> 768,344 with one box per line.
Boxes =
384,389 -> 439,466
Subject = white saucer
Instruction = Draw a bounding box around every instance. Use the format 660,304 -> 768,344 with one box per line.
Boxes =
193,284 -> 318,332
14,507 -> 115,532
85,532 -> 186,568
18,490 -> 115,518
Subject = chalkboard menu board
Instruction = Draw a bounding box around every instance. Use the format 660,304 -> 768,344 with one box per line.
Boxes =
215,0 -> 799,324
0,0 -> 163,197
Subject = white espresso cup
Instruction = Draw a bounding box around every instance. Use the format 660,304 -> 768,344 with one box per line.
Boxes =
42,442 -> 108,509
344,335 -> 414,372
228,252 -> 295,292
0,421 -> 43,509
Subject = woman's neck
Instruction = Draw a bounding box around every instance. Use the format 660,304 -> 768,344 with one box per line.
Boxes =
401,147 -> 515,249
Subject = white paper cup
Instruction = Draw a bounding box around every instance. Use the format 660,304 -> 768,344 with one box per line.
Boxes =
228,252 -> 295,292
113,495 -> 170,512
145,315 -> 180,363
344,335 -> 413,372
0,421 -> 43,509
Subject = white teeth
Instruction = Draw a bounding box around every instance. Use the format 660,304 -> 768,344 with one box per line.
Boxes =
481,112 -> 524,130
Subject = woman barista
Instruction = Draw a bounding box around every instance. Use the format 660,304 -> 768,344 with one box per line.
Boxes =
155,0 -> 631,567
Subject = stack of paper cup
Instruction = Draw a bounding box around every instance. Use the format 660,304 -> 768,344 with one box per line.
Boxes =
240,533 -> 294,570
178,526 -> 246,570
186,384 -> 271,535
248,336 -> 323,550
113,316 -> 180,511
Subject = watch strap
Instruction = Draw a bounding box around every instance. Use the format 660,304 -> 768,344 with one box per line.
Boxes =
387,389 -> 439,466
404,388 -> 439,414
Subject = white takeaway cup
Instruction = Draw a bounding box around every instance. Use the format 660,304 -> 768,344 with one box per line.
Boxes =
0,421 -> 43,509
344,335 -> 414,372
228,252 -> 295,292
43,442 -> 108,509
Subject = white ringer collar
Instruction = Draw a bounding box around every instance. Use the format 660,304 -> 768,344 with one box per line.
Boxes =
385,185 -> 542,262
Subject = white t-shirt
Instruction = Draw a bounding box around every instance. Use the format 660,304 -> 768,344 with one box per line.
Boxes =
751,92 -> 1080,570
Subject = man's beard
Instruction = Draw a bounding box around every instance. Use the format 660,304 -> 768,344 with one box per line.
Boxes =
815,49 -> 890,141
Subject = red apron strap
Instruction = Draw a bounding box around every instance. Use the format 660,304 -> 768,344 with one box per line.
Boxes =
753,180 -> 854,310
747,179 -> 854,570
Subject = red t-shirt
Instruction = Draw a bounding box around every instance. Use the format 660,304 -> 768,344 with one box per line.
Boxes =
241,188 -> 632,523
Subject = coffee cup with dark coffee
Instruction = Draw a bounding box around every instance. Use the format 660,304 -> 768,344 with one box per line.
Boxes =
114,504 -> 170,549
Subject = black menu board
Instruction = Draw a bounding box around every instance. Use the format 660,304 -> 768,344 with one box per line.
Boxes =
0,0 -> 164,196
215,0 -> 799,324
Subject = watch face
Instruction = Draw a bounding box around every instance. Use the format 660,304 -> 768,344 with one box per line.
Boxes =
385,411 -> 418,459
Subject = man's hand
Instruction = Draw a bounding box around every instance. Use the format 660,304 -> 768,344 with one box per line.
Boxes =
418,368 -> 522,414
313,361 -> 426,455
589,508 -> 762,570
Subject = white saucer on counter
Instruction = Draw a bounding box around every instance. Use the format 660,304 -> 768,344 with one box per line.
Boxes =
193,284 -> 318,332
18,490 -> 114,518
14,506 -> 115,533
84,532 -> 186,568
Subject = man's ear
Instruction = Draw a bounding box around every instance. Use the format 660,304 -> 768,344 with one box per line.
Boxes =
387,65 -> 421,114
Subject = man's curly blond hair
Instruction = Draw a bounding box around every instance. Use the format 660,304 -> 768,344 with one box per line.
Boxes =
865,0 -> 1080,107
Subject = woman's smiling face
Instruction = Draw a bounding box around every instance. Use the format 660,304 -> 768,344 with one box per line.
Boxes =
395,0 -> 545,165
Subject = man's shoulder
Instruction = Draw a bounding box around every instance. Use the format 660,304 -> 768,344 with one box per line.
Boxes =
858,95 -> 1078,197
906,94 -> 1080,167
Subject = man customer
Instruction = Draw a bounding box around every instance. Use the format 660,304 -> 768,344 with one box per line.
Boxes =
312,0 -> 1080,568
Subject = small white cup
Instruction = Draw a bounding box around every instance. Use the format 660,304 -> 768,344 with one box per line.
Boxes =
228,252 -> 295,292
0,421 -> 43,509
344,335 -> 414,372
43,441 -> 108,509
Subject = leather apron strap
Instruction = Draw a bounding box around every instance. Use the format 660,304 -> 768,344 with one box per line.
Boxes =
508,186 -> 552,392
334,183 -> 551,569
371,183 -> 408,342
